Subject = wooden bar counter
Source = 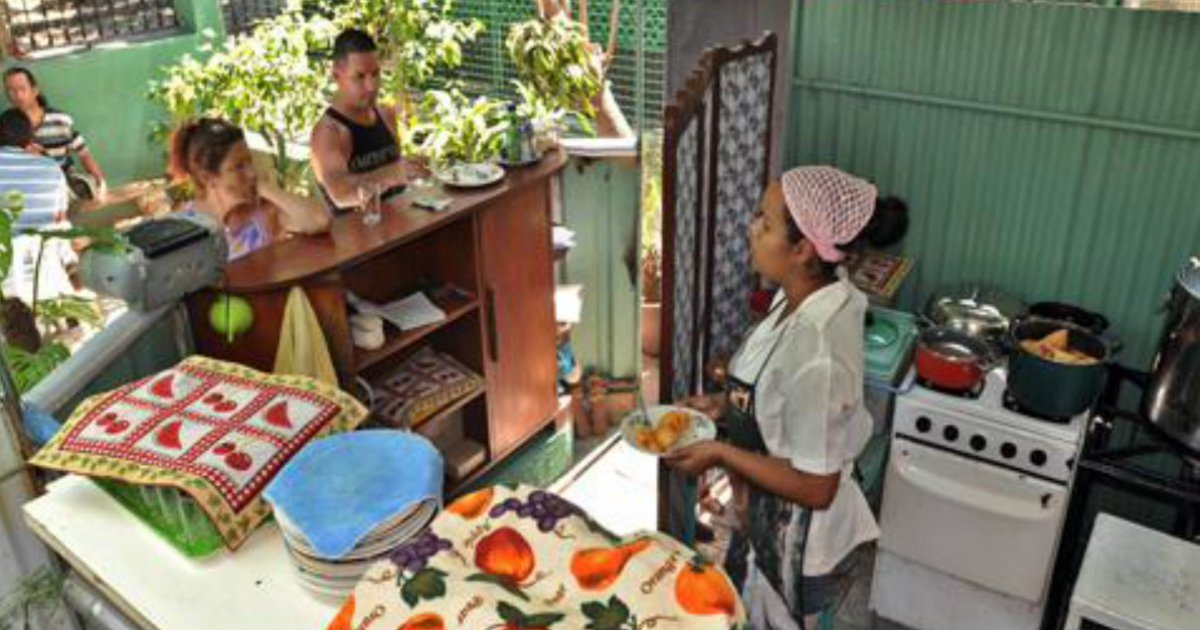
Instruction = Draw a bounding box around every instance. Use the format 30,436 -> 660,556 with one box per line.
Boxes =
187,149 -> 567,486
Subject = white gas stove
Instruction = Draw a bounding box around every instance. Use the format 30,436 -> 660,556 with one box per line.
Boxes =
890,368 -> 1085,483
871,367 -> 1089,630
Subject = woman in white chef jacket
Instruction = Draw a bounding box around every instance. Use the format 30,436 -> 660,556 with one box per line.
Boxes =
666,166 -> 907,629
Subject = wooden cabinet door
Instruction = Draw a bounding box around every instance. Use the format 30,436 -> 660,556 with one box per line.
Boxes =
478,180 -> 558,457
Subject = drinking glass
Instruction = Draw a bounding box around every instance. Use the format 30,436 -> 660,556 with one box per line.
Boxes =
357,182 -> 382,226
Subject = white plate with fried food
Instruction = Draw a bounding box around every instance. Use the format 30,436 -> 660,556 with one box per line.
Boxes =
621,405 -> 717,456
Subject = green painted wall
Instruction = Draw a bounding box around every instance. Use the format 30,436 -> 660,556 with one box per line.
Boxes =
786,0 -> 1200,367
558,155 -> 643,380
0,0 -> 225,186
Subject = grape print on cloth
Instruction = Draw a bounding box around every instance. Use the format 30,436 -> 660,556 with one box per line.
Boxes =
325,485 -> 748,630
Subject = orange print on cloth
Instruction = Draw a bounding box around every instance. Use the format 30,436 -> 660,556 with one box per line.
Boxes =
326,485 -> 746,630
676,558 -> 739,617
447,487 -> 494,519
29,356 -> 367,550
571,538 -> 653,591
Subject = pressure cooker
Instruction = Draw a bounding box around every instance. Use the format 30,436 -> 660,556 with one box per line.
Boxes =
1143,258 -> 1200,453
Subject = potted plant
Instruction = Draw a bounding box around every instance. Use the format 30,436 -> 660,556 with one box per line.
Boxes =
0,194 -> 119,392
510,0 -> 633,141
406,88 -> 510,185
507,12 -> 603,145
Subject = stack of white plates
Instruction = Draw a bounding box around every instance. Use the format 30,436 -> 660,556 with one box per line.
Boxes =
276,498 -> 438,598
263,430 -> 445,598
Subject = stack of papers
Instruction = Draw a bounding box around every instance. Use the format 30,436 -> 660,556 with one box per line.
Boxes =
555,284 -> 584,324
553,226 -> 577,253
348,292 -> 447,331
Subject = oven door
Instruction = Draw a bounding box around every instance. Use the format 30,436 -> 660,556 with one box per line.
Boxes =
879,437 -> 1068,602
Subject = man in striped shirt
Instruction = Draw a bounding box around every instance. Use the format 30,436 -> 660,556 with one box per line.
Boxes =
4,67 -> 107,197
0,107 -> 74,302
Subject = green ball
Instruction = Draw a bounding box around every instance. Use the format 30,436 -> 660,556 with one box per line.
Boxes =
209,294 -> 254,340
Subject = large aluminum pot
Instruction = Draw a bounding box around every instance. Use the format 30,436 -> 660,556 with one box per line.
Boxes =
924,283 -> 1026,348
1009,317 -> 1111,421
1143,258 -> 1200,453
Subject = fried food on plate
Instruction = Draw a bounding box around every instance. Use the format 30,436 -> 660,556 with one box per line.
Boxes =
634,410 -> 693,453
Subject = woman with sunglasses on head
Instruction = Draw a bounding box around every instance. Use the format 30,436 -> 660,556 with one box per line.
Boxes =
169,118 -> 330,260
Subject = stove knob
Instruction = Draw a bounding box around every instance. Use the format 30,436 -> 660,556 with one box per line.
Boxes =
1001,442 -> 1018,459
1030,449 -> 1048,467
942,425 -> 959,442
970,435 -> 987,452
916,416 -> 932,433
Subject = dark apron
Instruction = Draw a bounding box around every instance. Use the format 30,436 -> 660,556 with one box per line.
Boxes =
721,303 -> 814,628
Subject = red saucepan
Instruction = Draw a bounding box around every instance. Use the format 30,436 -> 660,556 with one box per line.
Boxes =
914,326 -> 999,392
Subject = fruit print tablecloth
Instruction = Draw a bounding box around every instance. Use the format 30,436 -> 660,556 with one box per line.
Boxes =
30,356 -> 367,550
326,484 -> 746,630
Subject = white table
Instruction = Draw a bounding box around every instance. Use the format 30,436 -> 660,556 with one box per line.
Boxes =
23,475 -> 339,630
1066,513 -> 1200,630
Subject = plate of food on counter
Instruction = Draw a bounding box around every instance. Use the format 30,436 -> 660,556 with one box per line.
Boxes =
432,162 -> 505,188
621,405 -> 717,456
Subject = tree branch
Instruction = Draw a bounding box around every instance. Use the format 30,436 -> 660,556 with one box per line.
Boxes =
605,0 -> 621,71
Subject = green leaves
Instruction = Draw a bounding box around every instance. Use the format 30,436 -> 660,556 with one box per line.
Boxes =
0,191 -> 21,286
34,296 -> 103,329
581,596 -> 632,630
398,567 -> 448,608
3,342 -> 70,393
496,600 -> 565,629
320,0 -> 482,95
506,15 -> 602,135
407,89 -> 509,166
465,572 -> 530,603
148,11 -> 337,190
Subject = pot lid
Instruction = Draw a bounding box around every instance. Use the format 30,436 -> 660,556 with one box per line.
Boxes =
925,283 -> 1026,334
1179,257 -> 1200,300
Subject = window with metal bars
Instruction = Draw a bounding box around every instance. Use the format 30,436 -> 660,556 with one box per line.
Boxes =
448,0 -> 666,130
0,0 -> 179,55
221,0 -> 284,35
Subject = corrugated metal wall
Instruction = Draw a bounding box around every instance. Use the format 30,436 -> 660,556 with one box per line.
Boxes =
787,0 -> 1200,366
558,156 -> 643,380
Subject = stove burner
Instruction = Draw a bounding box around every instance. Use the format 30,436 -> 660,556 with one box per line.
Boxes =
916,377 -> 984,400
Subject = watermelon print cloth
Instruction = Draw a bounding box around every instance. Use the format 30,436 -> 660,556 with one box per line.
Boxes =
30,356 -> 367,549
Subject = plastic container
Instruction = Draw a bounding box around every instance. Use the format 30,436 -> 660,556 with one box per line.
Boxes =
92,478 -> 225,557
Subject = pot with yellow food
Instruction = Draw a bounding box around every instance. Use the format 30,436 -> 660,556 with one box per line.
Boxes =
1008,317 -> 1112,420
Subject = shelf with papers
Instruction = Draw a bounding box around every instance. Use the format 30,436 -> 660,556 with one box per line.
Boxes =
352,288 -> 479,373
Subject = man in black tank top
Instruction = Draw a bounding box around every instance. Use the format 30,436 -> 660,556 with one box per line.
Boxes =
310,29 -> 408,215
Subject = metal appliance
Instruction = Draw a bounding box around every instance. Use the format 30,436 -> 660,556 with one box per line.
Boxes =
78,215 -> 227,311
871,367 -> 1088,630
1042,364 -> 1200,630
1143,257 -> 1200,454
